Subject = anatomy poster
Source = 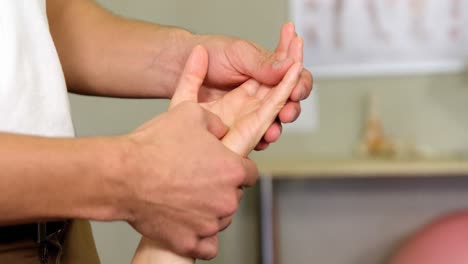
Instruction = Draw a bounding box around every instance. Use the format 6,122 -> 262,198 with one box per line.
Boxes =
292,0 -> 468,77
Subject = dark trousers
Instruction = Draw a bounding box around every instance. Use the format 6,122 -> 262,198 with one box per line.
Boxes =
0,220 -> 100,264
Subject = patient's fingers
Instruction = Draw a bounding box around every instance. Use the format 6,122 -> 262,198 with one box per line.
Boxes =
170,45 -> 209,108
288,36 -> 304,63
222,63 -> 302,156
259,62 -> 303,123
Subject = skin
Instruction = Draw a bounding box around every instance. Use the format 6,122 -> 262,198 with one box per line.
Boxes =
0,98 -> 258,254
131,46 -> 303,264
0,0 -> 312,260
46,0 -> 313,149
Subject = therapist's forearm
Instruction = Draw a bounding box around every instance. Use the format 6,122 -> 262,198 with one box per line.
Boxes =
47,0 -> 197,98
0,132 -> 130,225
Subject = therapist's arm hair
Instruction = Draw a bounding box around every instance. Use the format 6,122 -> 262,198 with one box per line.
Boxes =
0,133 -> 131,225
47,0 -> 195,98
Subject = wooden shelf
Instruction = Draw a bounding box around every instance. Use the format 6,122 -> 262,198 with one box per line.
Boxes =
256,159 -> 468,179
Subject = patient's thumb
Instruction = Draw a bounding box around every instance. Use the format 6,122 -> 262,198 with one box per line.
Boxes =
170,45 -> 209,109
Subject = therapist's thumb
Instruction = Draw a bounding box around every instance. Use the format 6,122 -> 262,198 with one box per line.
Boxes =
227,40 -> 294,87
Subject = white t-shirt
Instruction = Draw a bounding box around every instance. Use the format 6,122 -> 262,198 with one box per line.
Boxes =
0,0 -> 74,137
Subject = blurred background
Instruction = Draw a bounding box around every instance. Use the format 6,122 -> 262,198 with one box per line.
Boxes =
70,0 -> 468,263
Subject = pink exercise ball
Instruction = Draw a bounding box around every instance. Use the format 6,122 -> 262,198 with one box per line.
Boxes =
390,211 -> 468,264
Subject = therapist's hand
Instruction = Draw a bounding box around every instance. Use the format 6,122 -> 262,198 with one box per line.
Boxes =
172,45 -> 303,155
124,101 -> 257,259
130,43 -> 302,264
193,23 -> 313,150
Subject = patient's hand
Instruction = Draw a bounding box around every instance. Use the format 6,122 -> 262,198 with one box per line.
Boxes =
169,46 -> 303,156
132,45 -> 302,264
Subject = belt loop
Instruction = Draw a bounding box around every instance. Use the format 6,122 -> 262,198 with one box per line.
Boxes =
37,222 -> 47,243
